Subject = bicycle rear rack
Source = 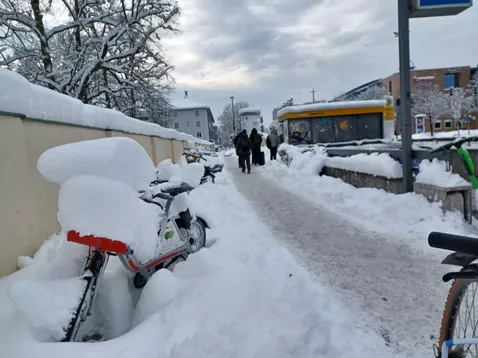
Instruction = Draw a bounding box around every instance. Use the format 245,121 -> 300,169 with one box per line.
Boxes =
442,338 -> 478,357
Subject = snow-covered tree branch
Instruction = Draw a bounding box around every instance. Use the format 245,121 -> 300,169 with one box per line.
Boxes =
412,82 -> 448,136
0,0 -> 180,122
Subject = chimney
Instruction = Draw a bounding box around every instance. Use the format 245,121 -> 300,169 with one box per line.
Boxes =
184,90 -> 188,98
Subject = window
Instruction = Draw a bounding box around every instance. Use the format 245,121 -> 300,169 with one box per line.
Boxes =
434,121 -> 441,129
196,132 -> 202,138
172,111 -> 178,117
389,81 -> 392,93
444,73 -> 459,89
196,121 -> 201,127
174,122 -> 179,129
195,110 -> 200,116
445,120 -> 452,129
187,121 -> 190,127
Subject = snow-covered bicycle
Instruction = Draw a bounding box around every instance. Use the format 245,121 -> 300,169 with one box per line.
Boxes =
429,232 -> 478,358
183,149 -> 223,184
36,137 -> 210,342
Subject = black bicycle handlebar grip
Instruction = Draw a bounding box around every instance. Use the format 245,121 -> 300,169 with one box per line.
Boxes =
428,231 -> 478,256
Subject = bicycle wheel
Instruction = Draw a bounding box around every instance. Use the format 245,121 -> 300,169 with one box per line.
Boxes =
62,251 -> 104,342
440,268 -> 478,358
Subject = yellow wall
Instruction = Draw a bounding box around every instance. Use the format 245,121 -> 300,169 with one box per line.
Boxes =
0,114 -> 211,276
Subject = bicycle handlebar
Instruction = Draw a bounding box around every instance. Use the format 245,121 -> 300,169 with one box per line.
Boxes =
429,232 -> 478,256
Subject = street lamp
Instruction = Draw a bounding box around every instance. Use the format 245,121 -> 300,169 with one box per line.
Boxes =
230,96 -> 235,132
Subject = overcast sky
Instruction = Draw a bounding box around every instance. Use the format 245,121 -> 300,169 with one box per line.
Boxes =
163,0 -> 478,123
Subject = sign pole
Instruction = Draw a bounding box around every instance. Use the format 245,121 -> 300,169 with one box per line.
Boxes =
398,0 -> 414,192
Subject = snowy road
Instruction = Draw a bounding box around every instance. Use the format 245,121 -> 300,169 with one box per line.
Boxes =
228,158 -> 450,357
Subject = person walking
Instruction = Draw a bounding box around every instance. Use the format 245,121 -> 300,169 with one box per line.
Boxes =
250,128 -> 262,165
236,129 -> 252,174
267,127 -> 280,160
233,132 -> 241,168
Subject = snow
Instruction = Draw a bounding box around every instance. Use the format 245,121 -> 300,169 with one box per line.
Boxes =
38,137 -> 157,191
8,277 -> 87,341
412,129 -> 478,140
263,157 -> 475,254
156,159 -> 204,187
178,163 -> 204,188
326,153 -> 403,179
0,170 -> 382,358
416,159 -> 470,188
238,107 -> 261,114
279,144 -> 403,179
156,159 -> 180,182
170,97 -> 209,110
277,100 -> 387,118
0,69 -> 212,146
58,175 -> 162,262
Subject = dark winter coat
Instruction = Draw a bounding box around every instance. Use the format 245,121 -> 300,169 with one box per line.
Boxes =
250,129 -> 262,152
236,132 -> 252,155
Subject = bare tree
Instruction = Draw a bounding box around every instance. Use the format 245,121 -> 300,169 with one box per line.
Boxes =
447,87 -> 475,128
0,0 -> 179,122
217,101 -> 250,145
412,82 -> 448,136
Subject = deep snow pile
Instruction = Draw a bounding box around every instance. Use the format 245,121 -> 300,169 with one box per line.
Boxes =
0,69 -> 211,146
279,144 -> 403,178
263,156 -> 475,253
39,137 -> 163,263
38,137 -> 157,191
416,159 -> 470,188
0,172 -> 384,358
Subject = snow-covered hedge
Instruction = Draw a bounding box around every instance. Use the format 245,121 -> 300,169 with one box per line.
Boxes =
0,69 -> 211,146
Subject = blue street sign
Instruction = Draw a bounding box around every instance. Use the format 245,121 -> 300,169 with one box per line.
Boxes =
409,0 -> 473,17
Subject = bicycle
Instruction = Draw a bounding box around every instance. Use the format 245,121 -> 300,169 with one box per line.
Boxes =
428,231 -> 478,357
183,149 -> 223,184
63,181 -> 209,342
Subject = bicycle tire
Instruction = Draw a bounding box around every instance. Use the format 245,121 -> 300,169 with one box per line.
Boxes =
439,267 -> 478,357
62,276 -> 94,342
62,252 -> 103,342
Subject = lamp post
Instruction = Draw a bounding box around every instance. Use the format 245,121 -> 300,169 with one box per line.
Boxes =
230,96 -> 235,132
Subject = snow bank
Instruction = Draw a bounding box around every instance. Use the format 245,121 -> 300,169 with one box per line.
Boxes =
0,69 -> 212,146
277,100 -> 386,117
58,175 -> 162,262
8,277 -> 86,341
412,129 -> 478,140
325,153 -> 403,179
279,144 -> 403,178
0,171 -> 384,358
38,137 -> 156,191
263,161 -> 474,253
416,159 -> 470,188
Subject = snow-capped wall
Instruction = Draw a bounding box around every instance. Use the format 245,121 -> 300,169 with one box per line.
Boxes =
0,69 -> 211,146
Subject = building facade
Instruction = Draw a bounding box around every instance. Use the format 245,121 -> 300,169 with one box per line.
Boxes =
170,94 -> 216,142
381,66 -> 477,134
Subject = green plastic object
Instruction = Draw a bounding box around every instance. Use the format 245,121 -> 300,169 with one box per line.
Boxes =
456,146 -> 478,189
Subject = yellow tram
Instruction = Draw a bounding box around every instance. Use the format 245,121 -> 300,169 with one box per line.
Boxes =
277,98 -> 395,144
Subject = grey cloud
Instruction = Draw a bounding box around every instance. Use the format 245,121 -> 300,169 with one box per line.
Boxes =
171,0 -> 478,122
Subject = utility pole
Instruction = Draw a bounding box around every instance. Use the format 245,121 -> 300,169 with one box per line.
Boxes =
398,0 -> 413,193
310,88 -> 316,103
230,96 -> 235,132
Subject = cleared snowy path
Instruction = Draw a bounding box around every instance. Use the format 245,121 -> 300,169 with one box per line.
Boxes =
227,158 -> 449,357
